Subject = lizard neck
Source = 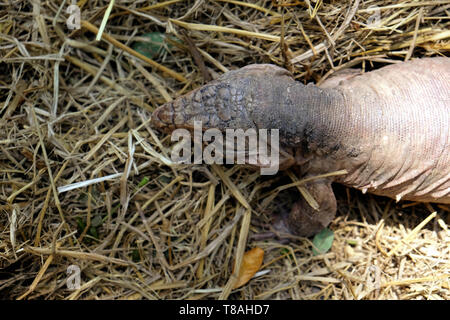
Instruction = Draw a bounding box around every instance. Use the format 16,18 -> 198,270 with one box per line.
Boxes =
254,81 -> 348,153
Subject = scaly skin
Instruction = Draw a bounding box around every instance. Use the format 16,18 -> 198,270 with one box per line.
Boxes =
152,58 -> 450,237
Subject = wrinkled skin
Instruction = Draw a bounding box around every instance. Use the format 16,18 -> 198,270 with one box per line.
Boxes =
152,58 -> 450,237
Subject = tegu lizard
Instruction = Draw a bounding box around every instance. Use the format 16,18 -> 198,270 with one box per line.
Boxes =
151,57 -> 450,237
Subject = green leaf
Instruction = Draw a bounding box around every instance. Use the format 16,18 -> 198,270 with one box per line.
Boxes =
76,217 -> 85,231
279,247 -> 294,261
132,32 -> 177,59
131,248 -> 141,263
137,176 -> 149,188
312,228 -> 334,256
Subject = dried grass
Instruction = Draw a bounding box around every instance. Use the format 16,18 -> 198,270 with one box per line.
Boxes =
0,0 -> 449,300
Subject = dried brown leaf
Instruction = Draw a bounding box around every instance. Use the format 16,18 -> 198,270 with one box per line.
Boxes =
233,247 -> 264,289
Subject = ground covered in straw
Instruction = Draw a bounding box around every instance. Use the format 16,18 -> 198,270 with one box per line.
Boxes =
0,0 -> 449,300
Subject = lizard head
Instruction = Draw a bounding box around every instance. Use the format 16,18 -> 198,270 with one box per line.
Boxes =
151,64 -> 294,134
151,64 -> 299,171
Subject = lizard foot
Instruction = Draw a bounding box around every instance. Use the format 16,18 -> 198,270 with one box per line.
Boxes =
279,179 -> 337,237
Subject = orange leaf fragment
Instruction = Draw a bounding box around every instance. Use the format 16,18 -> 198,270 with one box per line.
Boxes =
233,247 -> 264,289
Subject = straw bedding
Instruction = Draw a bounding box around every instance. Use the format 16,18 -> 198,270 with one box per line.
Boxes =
0,0 -> 449,299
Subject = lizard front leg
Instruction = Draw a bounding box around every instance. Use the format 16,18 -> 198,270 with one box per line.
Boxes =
275,178 -> 337,237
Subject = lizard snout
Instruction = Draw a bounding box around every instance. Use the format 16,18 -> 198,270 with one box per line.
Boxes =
151,102 -> 176,132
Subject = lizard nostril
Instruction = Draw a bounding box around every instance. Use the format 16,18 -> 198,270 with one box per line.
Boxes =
151,104 -> 174,128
